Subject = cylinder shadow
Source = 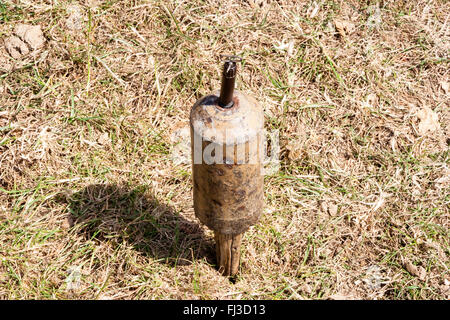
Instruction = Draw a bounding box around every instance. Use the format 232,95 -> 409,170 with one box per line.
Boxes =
63,183 -> 216,267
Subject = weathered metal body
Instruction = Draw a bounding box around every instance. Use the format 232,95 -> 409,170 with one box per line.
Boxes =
190,90 -> 264,235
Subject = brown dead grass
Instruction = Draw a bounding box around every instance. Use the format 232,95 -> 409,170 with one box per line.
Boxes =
0,0 -> 448,299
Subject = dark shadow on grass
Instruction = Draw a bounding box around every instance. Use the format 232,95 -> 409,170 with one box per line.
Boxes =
63,183 -> 216,267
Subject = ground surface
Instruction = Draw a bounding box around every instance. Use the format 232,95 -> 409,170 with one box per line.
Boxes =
0,0 -> 448,299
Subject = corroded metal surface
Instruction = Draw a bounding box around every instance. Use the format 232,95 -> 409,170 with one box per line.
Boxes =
190,90 -> 264,235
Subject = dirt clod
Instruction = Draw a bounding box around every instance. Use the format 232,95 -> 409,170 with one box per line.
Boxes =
405,260 -> 426,281
334,19 -> 355,37
14,24 -> 45,50
3,24 -> 45,62
4,36 -> 29,59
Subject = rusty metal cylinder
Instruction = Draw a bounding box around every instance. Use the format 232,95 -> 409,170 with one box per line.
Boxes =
190,90 -> 264,235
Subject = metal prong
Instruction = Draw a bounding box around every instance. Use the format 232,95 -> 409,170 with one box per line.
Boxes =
218,55 -> 241,108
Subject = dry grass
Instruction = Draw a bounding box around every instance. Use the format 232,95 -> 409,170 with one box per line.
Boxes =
0,0 -> 449,299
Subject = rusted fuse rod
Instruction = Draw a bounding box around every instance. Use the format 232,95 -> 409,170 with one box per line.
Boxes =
190,56 -> 264,276
218,59 -> 237,108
